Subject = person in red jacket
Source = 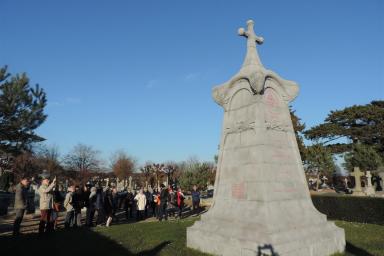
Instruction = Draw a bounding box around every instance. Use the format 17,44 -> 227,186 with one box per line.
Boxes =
176,187 -> 185,219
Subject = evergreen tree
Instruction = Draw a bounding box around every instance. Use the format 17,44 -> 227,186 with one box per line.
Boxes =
290,108 -> 307,161
304,101 -> 384,157
344,143 -> 383,172
0,66 -> 47,156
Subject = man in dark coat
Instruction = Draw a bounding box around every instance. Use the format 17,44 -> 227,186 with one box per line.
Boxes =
158,184 -> 169,221
13,176 -> 29,236
124,188 -> 134,220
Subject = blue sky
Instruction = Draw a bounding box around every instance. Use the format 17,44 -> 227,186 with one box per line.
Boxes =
2,0 -> 383,164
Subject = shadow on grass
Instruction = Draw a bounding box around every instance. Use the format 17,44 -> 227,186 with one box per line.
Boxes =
0,227 -> 171,256
345,241 -> 374,256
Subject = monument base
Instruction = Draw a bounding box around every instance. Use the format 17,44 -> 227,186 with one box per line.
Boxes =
187,215 -> 345,256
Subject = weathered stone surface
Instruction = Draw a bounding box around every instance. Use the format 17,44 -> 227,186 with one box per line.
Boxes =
187,20 -> 345,256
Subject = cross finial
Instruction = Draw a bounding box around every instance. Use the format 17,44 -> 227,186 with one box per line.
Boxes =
238,20 -> 264,67
238,20 -> 264,45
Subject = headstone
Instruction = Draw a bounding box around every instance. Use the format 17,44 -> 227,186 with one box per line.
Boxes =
351,167 -> 365,196
187,20 -> 345,256
364,171 -> 375,196
378,172 -> 384,190
128,176 -> 132,189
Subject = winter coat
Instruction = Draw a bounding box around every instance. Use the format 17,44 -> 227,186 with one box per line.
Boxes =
191,190 -> 200,202
64,192 -> 74,212
177,191 -> 185,207
14,183 -> 28,210
104,191 -> 113,215
160,188 -> 169,204
134,193 -> 147,211
38,182 -> 56,210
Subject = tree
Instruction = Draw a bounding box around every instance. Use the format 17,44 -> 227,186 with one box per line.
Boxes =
0,66 -> 47,156
304,101 -> 384,157
64,143 -> 101,176
344,143 -> 383,172
111,150 -> 135,180
178,157 -> 216,191
290,108 -> 307,161
140,163 -> 154,187
163,162 -> 178,185
304,143 -> 336,190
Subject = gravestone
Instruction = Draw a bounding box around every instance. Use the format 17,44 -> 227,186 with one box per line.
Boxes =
378,172 -> 384,190
187,20 -> 345,256
351,167 -> 365,196
128,176 -> 132,189
364,171 -> 375,196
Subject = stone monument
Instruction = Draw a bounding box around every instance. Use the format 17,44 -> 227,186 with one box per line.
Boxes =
364,171 -> 375,196
351,167 -> 365,196
187,20 -> 345,256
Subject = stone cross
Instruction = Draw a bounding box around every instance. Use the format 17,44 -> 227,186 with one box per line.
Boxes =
238,20 -> 264,68
351,167 -> 364,195
365,171 -> 375,196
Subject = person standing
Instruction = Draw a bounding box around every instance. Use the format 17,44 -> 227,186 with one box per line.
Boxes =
158,184 -> 169,221
64,185 -> 75,229
143,187 -> 152,218
191,185 -> 200,214
151,189 -> 159,218
87,186 -> 97,227
176,187 -> 185,219
104,188 -> 114,227
124,188 -> 134,220
83,183 -> 91,226
134,188 -> 147,221
72,186 -> 83,227
95,185 -> 105,226
38,175 -> 56,234
13,176 -> 30,236
52,184 -> 64,230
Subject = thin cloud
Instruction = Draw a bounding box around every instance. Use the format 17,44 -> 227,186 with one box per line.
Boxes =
145,79 -> 158,89
185,72 -> 201,81
65,97 -> 82,104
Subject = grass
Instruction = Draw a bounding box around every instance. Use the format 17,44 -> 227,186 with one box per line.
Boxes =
333,221 -> 384,256
0,217 -> 383,255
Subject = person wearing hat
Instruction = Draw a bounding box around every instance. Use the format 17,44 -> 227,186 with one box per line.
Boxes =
38,173 -> 56,234
13,176 -> 30,236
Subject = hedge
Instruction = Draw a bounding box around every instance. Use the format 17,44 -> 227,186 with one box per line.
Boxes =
311,195 -> 384,225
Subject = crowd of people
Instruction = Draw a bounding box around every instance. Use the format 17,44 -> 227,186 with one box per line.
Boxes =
12,174 -> 202,236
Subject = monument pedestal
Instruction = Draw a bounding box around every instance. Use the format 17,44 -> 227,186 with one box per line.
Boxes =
188,201 -> 345,256
187,20 -> 345,256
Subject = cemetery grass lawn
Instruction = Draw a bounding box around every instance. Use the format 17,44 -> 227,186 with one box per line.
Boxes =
333,220 -> 384,256
1,217 -> 383,256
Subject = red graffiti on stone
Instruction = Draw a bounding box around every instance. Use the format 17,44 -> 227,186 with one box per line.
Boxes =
265,90 -> 278,108
232,182 -> 245,199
